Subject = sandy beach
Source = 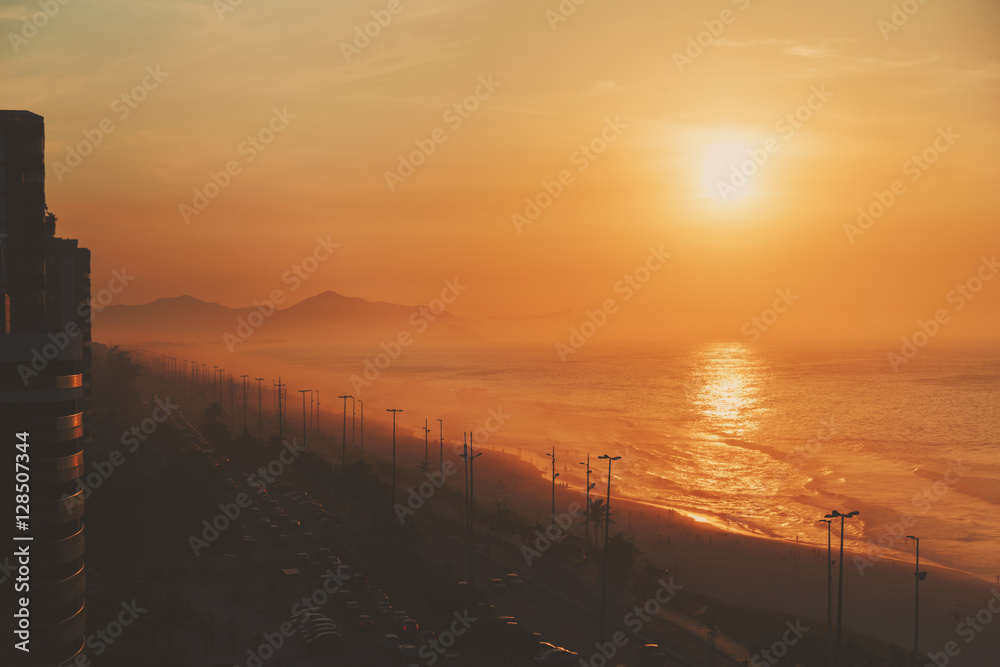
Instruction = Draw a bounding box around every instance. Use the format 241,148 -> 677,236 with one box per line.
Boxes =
348,420 -> 1000,665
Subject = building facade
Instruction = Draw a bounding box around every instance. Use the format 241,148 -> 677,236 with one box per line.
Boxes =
1,110 -> 90,666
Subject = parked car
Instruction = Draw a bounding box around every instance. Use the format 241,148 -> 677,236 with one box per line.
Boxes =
489,578 -> 507,592
533,648 -> 580,664
638,644 -> 668,666
381,634 -> 400,650
504,573 -> 524,588
358,614 -> 375,631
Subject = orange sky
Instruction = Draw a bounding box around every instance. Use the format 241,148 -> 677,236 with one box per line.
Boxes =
4,0 -> 999,343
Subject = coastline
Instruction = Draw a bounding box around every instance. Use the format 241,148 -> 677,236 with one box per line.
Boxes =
344,429 -> 1000,664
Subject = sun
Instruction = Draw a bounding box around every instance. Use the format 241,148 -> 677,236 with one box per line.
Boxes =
701,139 -> 758,203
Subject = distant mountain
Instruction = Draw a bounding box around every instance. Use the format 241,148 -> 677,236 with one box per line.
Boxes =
93,291 -> 477,347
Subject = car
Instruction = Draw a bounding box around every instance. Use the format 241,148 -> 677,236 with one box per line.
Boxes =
303,630 -> 341,649
276,534 -> 290,546
638,644 -> 669,667
503,573 -> 524,588
397,644 -> 419,664
489,578 -> 507,592
300,624 -> 339,641
358,614 -> 375,631
392,610 -> 409,622
343,601 -> 361,618
288,520 -> 302,531
302,531 -> 315,543
533,648 -> 580,664
240,536 -> 256,550
443,653 -> 462,666
497,616 -> 518,627
398,619 -> 419,635
295,553 -> 310,567
381,634 -> 400,650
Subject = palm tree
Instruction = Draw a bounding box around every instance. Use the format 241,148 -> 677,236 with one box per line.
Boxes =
589,498 -> 614,551
605,531 -> 641,580
203,401 -> 224,423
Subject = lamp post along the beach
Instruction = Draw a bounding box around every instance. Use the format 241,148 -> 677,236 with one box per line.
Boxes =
906,535 -> 926,667
423,418 -> 431,468
828,510 -> 859,667
468,442 -> 482,582
387,408 -> 403,500
545,447 -> 558,527
340,395 -> 352,466
598,454 -> 621,644
819,518 -> 833,666
241,374 -> 248,432
298,389 -> 309,449
255,377 -> 264,442
580,456 -> 595,552
436,418 -> 444,474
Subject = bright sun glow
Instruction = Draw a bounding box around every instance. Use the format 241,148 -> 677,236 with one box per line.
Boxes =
701,139 -> 758,202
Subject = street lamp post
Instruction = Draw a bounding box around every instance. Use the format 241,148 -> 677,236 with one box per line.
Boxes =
598,454 -> 621,644
240,374 -> 249,433
358,400 -> 363,454
436,418 -> 443,474
387,408 -> 403,500
905,535 -> 926,667
298,389 -> 309,449
826,510 -> 860,667
255,378 -> 264,441
819,518 -> 833,666
339,395 -> 353,466
468,440 -> 482,582
580,456 -> 595,552
545,447 -> 559,527
423,419 -> 431,469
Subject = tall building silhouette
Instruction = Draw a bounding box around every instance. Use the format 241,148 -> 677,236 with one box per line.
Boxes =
1,111 -> 90,666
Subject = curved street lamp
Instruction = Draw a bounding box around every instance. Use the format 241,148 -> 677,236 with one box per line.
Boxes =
826,510 -> 860,666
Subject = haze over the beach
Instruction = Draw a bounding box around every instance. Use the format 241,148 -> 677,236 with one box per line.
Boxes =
6,0 -> 999,345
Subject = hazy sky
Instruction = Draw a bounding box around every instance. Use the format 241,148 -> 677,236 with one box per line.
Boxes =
4,0 -> 999,343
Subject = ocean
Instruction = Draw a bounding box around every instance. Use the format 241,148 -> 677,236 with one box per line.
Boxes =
255,340 -> 1000,581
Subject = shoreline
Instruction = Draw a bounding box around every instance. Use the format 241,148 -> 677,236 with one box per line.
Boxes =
338,429 -> 1000,663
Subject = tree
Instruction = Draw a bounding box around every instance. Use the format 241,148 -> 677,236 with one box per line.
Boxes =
605,531 -> 640,581
589,498 -> 614,551
203,401 -> 224,423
